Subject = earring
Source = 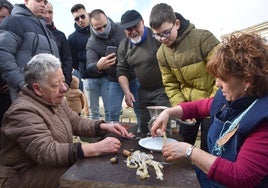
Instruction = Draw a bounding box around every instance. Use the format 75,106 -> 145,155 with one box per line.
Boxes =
244,88 -> 247,91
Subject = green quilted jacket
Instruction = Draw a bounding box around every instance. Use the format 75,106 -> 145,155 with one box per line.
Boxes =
157,23 -> 219,106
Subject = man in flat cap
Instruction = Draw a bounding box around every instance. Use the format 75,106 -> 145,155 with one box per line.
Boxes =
117,10 -> 170,134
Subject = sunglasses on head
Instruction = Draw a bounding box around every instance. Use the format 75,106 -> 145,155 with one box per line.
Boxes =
74,14 -> 86,22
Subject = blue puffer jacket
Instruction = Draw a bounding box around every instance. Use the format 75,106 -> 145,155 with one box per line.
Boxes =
0,4 -> 59,92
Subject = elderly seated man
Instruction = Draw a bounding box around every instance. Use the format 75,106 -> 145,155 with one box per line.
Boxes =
0,53 -> 134,188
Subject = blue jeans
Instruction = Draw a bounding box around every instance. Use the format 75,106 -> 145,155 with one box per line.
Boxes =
83,77 -> 110,121
109,79 -> 140,126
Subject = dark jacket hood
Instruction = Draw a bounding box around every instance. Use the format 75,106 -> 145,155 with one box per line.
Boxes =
11,4 -> 47,25
175,12 -> 190,36
11,4 -> 31,16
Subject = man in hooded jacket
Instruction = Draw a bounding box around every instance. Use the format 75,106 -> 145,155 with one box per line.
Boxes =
0,0 -> 59,102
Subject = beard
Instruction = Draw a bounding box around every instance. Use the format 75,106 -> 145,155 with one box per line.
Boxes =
130,35 -> 142,44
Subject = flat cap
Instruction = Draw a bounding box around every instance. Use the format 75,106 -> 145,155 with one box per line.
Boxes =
120,10 -> 142,29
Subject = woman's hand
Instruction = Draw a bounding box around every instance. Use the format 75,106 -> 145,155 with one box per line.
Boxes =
162,141 -> 217,175
82,137 -> 121,157
150,109 -> 170,137
151,105 -> 184,137
100,122 -> 135,138
162,141 -> 191,161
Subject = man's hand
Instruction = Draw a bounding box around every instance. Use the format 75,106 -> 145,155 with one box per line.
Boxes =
96,54 -> 116,71
124,92 -> 136,107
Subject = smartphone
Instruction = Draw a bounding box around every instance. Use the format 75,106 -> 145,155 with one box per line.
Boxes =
105,46 -> 117,56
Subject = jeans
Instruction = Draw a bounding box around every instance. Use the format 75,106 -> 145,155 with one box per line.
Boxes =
83,77 -> 110,121
109,79 -> 140,126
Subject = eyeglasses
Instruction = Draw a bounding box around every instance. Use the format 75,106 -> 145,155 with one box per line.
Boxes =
74,14 -> 86,22
125,22 -> 141,32
153,24 -> 174,40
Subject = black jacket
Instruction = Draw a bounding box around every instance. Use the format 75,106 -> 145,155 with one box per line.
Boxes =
47,22 -> 72,86
68,24 -> 91,79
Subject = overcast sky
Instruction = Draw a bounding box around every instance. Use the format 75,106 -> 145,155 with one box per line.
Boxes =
9,0 -> 268,39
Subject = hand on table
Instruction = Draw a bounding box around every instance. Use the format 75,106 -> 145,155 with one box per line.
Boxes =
97,137 -> 121,154
100,122 -> 135,139
82,137 -> 121,157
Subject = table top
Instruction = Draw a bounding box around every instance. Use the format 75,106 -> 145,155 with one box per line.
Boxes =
60,124 -> 200,188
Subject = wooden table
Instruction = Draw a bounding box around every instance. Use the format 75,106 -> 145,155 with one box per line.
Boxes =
60,124 -> 200,188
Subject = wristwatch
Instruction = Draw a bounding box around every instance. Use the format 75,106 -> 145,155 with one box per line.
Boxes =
185,145 -> 196,159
